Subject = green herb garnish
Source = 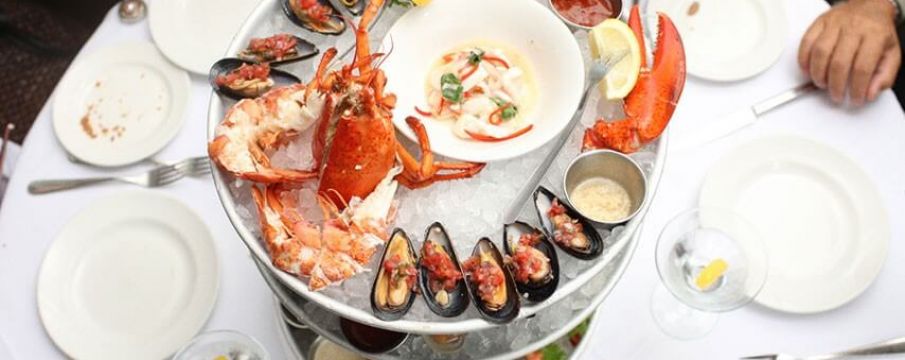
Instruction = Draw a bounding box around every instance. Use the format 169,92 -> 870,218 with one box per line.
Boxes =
468,49 -> 485,65
540,344 -> 567,360
440,73 -> 463,103
501,105 -> 518,120
491,96 -> 519,121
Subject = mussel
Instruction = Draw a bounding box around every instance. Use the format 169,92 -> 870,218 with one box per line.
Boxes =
208,58 -> 301,100
237,33 -> 319,66
417,222 -> 469,318
338,0 -> 366,15
282,0 -> 346,35
461,238 -> 520,324
533,186 -> 604,260
371,229 -> 418,321
502,221 -> 560,302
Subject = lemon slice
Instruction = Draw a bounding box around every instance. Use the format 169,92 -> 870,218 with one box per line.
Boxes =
588,19 -> 642,100
413,0 -> 431,6
695,258 -> 728,291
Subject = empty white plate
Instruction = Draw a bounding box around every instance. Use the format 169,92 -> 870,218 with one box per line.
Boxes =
381,0 -> 585,162
38,191 -> 219,360
647,0 -> 787,81
149,0 -> 259,74
700,136 -> 889,313
52,42 -> 190,167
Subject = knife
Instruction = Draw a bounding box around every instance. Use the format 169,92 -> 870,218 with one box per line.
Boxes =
673,82 -> 817,153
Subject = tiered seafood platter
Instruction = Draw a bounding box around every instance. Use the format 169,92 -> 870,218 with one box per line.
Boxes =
208,0 -> 680,338
263,226 -> 637,360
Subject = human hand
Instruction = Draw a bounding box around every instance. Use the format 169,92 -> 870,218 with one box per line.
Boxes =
798,0 -> 901,106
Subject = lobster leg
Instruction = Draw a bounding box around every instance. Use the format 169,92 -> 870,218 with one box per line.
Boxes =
395,116 -> 485,189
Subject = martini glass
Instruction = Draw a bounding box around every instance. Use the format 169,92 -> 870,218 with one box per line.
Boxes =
651,208 -> 767,339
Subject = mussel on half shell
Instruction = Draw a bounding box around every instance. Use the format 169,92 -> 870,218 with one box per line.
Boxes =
533,186 -> 604,260
208,58 -> 301,100
503,221 -> 560,302
237,33 -> 319,66
371,229 -> 418,321
462,238 -> 520,324
338,0 -> 366,15
282,0 -> 346,35
417,222 -> 469,318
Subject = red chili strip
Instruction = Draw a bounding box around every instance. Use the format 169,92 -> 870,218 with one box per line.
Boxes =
414,106 -> 433,117
482,55 -> 510,69
466,124 -> 533,142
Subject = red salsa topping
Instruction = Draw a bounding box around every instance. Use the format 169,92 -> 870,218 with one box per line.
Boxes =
421,241 -> 463,293
548,199 -> 588,249
383,254 -> 417,289
509,233 -> 550,283
295,0 -> 332,23
215,63 -> 270,87
462,256 -> 505,305
246,34 -> 298,61
550,0 -> 620,27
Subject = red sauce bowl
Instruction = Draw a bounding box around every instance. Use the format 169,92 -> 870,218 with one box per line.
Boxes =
549,0 -> 623,29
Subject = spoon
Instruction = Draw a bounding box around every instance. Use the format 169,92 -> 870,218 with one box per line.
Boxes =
118,0 -> 147,23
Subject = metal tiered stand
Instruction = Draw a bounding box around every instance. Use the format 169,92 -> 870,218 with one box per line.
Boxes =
209,0 -> 664,358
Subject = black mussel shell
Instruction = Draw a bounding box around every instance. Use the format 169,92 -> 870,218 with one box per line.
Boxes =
462,238 -> 520,324
533,186 -> 604,260
208,58 -> 301,100
417,222 -> 469,318
502,221 -> 560,302
371,229 -> 418,321
338,0 -> 366,15
237,34 -> 319,66
282,0 -> 346,35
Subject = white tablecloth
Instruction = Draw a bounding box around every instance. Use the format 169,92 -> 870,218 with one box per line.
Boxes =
0,1 -> 903,359
0,7 -> 285,359
582,0 -> 905,359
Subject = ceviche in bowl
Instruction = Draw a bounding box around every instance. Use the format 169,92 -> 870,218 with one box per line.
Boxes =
381,0 -> 584,162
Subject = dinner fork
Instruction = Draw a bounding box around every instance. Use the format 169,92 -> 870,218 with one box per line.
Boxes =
741,336 -> 905,360
28,164 -> 186,194
503,50 -> 627,223
171,156 -> 212,177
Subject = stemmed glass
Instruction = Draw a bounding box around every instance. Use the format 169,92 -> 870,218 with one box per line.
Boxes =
651,208 -> 768,339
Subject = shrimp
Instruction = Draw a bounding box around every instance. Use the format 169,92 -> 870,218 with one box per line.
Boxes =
252,168 -> 401,290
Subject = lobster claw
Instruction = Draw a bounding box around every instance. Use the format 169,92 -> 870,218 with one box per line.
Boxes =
582,5 -> 687,153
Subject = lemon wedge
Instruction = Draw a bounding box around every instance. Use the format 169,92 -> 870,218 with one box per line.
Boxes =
588,19 -> 642,100
695,258 -> 728,291
413,0 -> 431,6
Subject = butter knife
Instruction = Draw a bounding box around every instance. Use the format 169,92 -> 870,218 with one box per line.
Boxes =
674,82 -> 817,152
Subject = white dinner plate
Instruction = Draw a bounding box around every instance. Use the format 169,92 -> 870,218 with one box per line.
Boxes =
647,0 -> 787,81
380,0 -> 585,162
149,0 -> 259,74
52,42 -> 190,167
38,191 -> 219,360
700,136 -> 889,313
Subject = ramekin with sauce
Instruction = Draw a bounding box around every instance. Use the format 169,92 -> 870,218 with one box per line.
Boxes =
563,149 -> 646,227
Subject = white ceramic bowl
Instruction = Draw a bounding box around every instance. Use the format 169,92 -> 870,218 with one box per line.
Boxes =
380,0 -> 585,162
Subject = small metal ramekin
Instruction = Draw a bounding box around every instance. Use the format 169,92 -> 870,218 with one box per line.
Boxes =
563,149 -> 647,227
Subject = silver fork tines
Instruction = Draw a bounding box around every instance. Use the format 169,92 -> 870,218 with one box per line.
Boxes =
28,164 -> 186,195
172,156 -> 212,177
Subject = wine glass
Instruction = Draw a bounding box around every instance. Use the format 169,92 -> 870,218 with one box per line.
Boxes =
651,208 -> 767,339
173,330 -> 269,360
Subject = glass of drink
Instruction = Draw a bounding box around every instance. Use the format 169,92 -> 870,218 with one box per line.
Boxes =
651,208 -> 768,339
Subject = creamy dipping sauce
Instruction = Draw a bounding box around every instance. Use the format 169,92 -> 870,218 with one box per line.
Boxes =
418,41 -> 538,142
571,177 -> 632,222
